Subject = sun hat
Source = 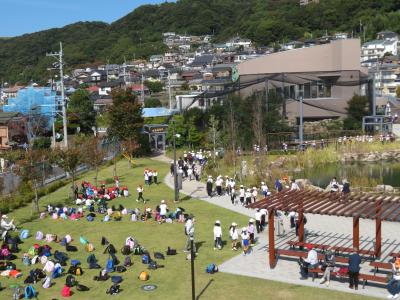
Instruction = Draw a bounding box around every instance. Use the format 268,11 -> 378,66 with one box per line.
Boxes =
215,220 -> 220,224
161,200 -> 165,204
242,227 -> 247,231
231,222 -> 237,226
249,218 -> 254,223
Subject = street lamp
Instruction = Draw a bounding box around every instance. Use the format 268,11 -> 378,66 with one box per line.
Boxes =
172,123 -> 180,203
190,236 -> 195,300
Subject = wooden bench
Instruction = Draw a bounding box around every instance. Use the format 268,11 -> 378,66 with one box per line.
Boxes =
287,241 -> 330,251
330,246 -> 375,258
308,267 -> 387,288
277,249 -> 348,263
370,261 -> 392,275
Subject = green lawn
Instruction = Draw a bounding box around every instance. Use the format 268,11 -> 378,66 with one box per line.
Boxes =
0,158 -> 378,299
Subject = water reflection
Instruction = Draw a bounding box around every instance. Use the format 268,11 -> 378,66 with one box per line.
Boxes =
293,161 -> 400,188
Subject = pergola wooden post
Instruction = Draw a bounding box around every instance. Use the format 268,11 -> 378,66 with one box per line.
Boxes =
353,216 -> 360,249
268,209 -> 276,268
298,201 -> 304,243
375,201 -> 382,257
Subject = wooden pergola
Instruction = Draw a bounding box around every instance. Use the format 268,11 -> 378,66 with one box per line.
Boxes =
248,190 -> 400,268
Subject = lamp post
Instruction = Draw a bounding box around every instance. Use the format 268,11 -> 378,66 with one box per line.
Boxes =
172,124 -> 180,202
190,236 -> 195,300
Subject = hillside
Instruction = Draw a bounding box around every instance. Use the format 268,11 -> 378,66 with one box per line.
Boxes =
1,0 -> 400,83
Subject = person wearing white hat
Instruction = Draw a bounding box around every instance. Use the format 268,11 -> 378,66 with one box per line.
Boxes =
229,222 -> 239,250
206,176 -> 213,197
248,219 -> 255,245
1,215 -> 15,239
239,185 -> 245,206
213,220 -> 222,250
215,176 -> 223,196
245,189 -> 252,206
252,187 -> 258,203
241,227 -> 250,255
255,209 -> 262,234
159,200 -> 168,220
261,182 -> 269,198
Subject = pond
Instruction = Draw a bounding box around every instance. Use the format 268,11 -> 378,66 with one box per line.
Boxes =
293,161 -> 400,189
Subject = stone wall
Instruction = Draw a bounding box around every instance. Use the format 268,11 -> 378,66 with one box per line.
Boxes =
342,150 -> 400,162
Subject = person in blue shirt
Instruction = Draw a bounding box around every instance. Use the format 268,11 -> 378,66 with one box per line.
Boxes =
274,179 -> 283,192
348,248 -> 361,290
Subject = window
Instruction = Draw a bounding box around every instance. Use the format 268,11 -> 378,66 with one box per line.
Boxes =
304,83 -> 310,98
311,83 -> 318,98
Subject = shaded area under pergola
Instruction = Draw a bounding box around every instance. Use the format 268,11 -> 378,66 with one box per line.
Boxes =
248,190 -> 400,268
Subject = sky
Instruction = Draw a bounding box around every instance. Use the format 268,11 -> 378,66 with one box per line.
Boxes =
0,0 -> 169,37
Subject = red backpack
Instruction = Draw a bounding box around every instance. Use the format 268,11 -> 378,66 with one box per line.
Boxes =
61,285 -> 71,297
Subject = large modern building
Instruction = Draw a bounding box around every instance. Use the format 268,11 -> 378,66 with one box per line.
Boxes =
237,39 -> 368,124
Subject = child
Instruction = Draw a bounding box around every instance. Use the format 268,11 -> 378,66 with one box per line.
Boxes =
153,170 -> 158,184
229,222 -> 239,251
136,185 -> 145,203
248,219 -> 255,245
213,220 -> 222,250
241,227 -> 249,256
230,188 -> 237,205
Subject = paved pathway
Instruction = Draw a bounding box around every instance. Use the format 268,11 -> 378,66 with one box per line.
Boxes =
152,154 -> 397,299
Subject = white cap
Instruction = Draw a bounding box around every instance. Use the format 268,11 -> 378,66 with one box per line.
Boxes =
247,188 -> 250,192
231,222 -> 237,226
240,185 -> 244,188
161,200 -> 165,204
249,218 -> 254,223
208,175 -> 212,178
261,182 -> 265,185
215,220 -> 220,224
1,215 -> 7,219
242,227 -> 247,231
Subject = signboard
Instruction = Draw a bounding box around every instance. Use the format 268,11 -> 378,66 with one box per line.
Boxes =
145,125 -> 168,134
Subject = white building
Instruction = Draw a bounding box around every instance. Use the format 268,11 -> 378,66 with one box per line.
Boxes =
372,63 -> 400,97
361,39 -> 398,62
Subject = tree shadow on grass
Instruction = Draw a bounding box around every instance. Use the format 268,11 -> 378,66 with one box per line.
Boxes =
196,279 -> 214,300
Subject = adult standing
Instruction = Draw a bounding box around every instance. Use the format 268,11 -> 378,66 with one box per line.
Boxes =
255,209 -> 262,234
153,170 -> 158,185
239,185 -> 245,206
136,185 -> 145,203
206,176 -> 213,197
348,248 -> 361,290
245,189 -> 252,206
261,182 -> 269,198
275,179 -> 283,192
184,215 -> 196,254
215,176 -> 223,196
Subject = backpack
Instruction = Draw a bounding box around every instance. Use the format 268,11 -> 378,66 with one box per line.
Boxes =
60,238 -> 67,247
86,215 -> 94,222
22,255 -> 31,266
28,246 -> 37,256
54,250 -> 69,264
24,285 -> 36,299
154,252 -> 165,260
79,236 -> 88,245
101,237 -> 109,246
123,256 -> 132,267
20,230 -> 29,240
61,285 -> 71,297
66,245 -> 77,252
31,255 -> 39,265
35,231 -> 43,240
94,269 -> 109,281
142,254 -> 150,264
106,258 -> 114,272
106,283 -> 120,295
133,246 -> 144,255
42,276 -> 52,289
86,243 -> 94,252
110,252 -> 120,265
103,215 -> 110,222
139,271 -> 149,281
121,245 -> 131,255
71,259 -> 80,267
167,247 -> 177,255
43,260 -> 55,273
104,244 -> 116,255
148,261 -> 158,270
76,284 -> 89,291
65,274 -> 76,287
111,275 -> 123,283
206,264 -> 218,274
1,247 -> 10,257
115,266 -> 126,273
42,245 -> 52,257
52,264 -> 63,279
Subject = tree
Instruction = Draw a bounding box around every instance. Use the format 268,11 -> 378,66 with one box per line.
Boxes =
344,95 -> 369,130
144,80 -> 163,93
18,149 -> 46,213
121,138 -> 140,168
144,97 -> 162,108
108,89 -> 144,140
206,115 -> 221,163
166,115 -> 187,147
32,137 -> 51,150
82,137 -> 106,186
187,117 -> 202,148
68,89 -> 96,134
52,146 -> 82,199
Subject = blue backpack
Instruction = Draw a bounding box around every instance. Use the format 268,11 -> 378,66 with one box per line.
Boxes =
106,258 -> 114,272
60,238 -> 67,246
206,264 -> 217,274
20,229 -> 29,240
142,254 -> 149,264
71,260 -> 81,267
52,265 -> 63,279
24,285 -> 36,299
87,215 -> 94,222
111,275 -> 122,283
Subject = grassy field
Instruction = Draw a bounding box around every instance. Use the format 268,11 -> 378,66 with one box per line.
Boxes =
0,158 -> 378,299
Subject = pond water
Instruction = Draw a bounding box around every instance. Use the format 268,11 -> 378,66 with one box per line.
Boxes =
293,161 -> 400,188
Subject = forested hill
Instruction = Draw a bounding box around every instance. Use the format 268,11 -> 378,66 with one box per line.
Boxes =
1,0 -> 400,83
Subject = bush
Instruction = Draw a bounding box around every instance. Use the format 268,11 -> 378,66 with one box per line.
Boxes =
32,137 -> 52,149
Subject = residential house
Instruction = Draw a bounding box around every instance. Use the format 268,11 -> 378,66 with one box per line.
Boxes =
361,39 -> 398,63
0,112 -> 28,148
371,63 -> 400,97
190,55 -> 219,70
164,53 -> 179,64
149,55 -> 164,66
84,70 -> 107,86
98,80 -> 124,96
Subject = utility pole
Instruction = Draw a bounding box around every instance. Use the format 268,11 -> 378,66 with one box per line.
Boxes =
47,42 -> 68,148
168,70 -> 172,109
141,74 -> 145,104
299,96 -> 304,146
